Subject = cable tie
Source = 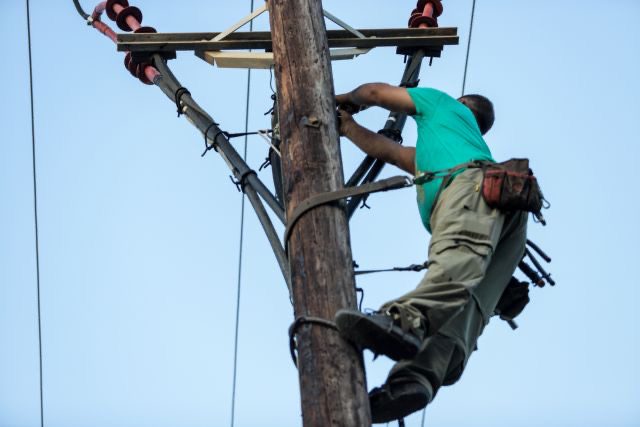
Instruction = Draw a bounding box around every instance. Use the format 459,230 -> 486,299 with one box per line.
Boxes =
355,287 -> 364,312
230,170 -> 257,192
174,87 -> 191,117
201,125 -> 223,157
259,157 -> 271,171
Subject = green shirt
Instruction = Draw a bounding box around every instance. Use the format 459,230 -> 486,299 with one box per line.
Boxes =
408,87 -> 494,233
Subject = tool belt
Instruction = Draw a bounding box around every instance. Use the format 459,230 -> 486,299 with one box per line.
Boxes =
480,158 -> 544,215
415,158 -> 548,224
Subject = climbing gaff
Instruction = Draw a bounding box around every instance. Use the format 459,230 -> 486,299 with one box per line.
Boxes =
345,49 -> 426,218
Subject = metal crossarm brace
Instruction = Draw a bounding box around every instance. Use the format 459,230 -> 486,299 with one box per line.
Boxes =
346,49 -> 426,217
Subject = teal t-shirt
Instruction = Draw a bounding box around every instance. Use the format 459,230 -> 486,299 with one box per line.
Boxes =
408,87 -> 494,233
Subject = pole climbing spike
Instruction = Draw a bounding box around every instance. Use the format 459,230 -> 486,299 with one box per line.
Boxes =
105,0 -> 129,22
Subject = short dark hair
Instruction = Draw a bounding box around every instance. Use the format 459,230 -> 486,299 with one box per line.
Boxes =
459,94 -> 495,135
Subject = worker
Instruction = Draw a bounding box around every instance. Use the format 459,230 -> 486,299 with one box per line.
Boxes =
334,83 -> 529,423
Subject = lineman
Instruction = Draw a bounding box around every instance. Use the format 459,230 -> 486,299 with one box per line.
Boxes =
335,83 -> 528,422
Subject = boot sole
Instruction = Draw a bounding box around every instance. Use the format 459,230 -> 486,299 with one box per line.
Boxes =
370,384 -> 430,423
335,309 -> 419,361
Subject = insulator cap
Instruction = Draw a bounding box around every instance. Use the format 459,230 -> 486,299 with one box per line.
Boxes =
410,15 -> 438,29
408,12 -> 422,27
134,26 -> 157,34
116,6 -> 143,32
136,63 -> 153,85
124,52 -> 138,77
416,0 -> 443,18
105,0 -> 129,22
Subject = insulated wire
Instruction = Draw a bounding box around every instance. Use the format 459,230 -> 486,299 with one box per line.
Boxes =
26,1 -> 45,426
72,0 -> 89,19
230,2 -> 255,426
461,0 -> 477,96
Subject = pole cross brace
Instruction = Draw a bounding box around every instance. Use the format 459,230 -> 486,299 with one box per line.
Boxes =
193,3 -> 374,68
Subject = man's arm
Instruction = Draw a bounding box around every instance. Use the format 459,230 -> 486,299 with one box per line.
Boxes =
339,109 -> 415,175
336,83 -> 417,115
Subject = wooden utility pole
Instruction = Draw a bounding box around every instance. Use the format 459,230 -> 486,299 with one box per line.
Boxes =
268,0 -> 371,426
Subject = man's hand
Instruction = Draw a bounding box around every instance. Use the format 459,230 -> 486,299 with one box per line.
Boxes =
336,93 -> 367,115
336,83 -> 416,116
337,108 -> 355,136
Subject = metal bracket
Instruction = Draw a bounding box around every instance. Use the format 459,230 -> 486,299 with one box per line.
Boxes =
197,4 -> 373,69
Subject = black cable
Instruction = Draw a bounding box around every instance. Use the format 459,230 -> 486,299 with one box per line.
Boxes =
230,3 -> 255,426
461,0 -> 477,96
72,0 -> 90,20
26,1 -> 44,426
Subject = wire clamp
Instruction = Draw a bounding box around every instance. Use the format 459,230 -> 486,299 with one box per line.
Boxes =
201,124 -> 222,157
174,87 -> 191,117
230,170 -> 257,193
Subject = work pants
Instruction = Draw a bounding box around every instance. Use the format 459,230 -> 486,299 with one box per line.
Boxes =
380,168 -> 528,400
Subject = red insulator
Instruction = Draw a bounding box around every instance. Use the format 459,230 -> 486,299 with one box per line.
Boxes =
136,63 -> 154,85
410,15 -> 438,29
124,52 -> 138,77
116,6 -> 143,32
134,26 -> 157,34
416,0 -> 443,18
105,0 -> 129,21
408,12 -> 423,28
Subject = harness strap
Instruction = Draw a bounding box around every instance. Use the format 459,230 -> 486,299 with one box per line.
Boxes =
414,160 -> 488,220
284,175 -> 413,251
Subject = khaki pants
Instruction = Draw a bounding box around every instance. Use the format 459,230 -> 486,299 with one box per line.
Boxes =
380,168 -> 528,399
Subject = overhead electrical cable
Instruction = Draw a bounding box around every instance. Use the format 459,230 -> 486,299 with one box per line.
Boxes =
230,2 -> 255,426
72,0 -> 89,20
25,1 -> 45,426
461,0 -> 477,96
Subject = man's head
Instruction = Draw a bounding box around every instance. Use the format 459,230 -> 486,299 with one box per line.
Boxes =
458,94 -> 495,135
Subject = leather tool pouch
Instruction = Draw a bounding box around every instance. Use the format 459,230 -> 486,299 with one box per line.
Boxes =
481,158 -> 544,214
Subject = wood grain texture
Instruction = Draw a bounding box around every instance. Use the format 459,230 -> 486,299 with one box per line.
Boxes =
268,0 -> 371,426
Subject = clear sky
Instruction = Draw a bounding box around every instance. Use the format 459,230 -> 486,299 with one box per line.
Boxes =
1,1 -> 639,426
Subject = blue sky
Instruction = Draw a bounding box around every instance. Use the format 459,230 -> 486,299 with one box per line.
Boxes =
1,1 -> 639,426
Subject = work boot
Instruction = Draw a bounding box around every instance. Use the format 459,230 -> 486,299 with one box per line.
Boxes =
334,309 -> 423,361
369,380 -> 431,423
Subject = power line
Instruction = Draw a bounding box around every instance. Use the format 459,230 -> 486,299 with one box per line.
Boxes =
461,0 -> 477,96
25,1 -> 44,426
230,2 -> 255,426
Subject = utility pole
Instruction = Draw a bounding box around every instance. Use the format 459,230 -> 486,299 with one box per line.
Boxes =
268,0 -> 371,426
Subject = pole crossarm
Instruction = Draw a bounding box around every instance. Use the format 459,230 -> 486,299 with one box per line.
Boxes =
116,27 -> 458,53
